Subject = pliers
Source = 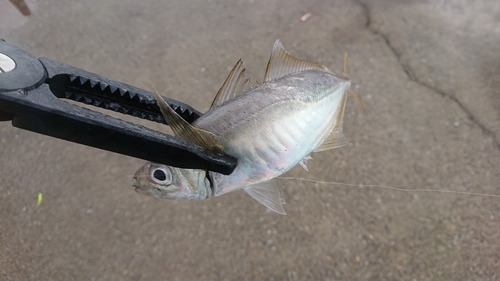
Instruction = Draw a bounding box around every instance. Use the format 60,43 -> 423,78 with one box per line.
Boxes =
0,39 -> 237,175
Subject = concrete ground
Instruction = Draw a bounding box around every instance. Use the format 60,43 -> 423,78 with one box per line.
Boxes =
1,0 -> 499,280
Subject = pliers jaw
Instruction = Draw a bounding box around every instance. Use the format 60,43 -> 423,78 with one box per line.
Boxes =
0,39 -> 237,175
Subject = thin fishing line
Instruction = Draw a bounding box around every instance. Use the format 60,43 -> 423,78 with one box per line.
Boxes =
278,177 -> 500,198
130,174 -> 500,198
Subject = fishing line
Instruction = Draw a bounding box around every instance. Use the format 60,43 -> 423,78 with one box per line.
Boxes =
130,175 -> 500,198
278,176 -> 500,198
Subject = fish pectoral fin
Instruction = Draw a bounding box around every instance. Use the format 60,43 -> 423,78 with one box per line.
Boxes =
153,88 -> 224,152
244,180 -> 286,215
210,59 -> 256,109
263,39 -> 331,82
299,155 -> 313,171
314,89 -> 349,152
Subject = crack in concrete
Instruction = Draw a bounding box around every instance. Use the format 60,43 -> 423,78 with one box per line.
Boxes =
356,0 -> 500,150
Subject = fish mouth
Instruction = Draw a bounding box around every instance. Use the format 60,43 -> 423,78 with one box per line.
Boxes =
132,178 -> 143,193
204,171 -> 214,197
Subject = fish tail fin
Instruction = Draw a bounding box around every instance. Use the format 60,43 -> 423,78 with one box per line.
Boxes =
314,86 -> 349,152
342,52 -> 364,109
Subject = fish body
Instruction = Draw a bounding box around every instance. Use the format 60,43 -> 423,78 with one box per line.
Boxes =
133,40 -> 351,214
197,70 -> 349,195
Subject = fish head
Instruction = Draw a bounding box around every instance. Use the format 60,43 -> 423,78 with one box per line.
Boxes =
133,162 -> 211,200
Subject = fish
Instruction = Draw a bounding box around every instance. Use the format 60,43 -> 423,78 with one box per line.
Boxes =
133,39 -> 354,215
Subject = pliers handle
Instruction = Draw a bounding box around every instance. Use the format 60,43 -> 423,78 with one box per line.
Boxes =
0,39 -> 237,175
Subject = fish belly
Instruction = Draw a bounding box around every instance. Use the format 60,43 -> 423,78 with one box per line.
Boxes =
196,70 -> 349,195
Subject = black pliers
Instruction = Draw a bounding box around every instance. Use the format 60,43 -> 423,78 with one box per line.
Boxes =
0,39 -> 237,175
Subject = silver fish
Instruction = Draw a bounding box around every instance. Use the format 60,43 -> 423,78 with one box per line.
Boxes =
133,40 -> 352,214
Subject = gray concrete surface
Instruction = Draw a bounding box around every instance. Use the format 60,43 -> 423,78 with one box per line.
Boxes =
1,0 -> 499,280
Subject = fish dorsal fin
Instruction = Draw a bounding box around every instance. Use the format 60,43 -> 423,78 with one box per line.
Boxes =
153,88 -> 224,152
244,180 -> 286,215
314,88 -> 349,152
210,59 -> 255,109
263,39 -> 330,82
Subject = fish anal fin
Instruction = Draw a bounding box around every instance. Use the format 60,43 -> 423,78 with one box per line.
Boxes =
263,39 -> 330,82
210,59 -> 255,109
244,180 -> 286,215
314,89 -> 349,152
299,155 -> 313,171
153,88 -> 224,152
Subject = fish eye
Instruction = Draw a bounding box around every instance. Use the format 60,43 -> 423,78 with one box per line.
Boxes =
151,167 -> 171,185
153,169 -> 166,181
